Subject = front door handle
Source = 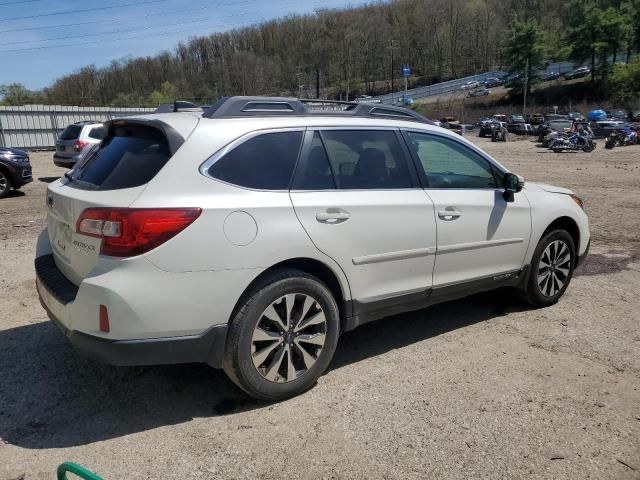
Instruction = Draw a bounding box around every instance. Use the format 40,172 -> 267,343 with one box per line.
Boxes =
316,209 -> 351,224
438,208 -> 462,220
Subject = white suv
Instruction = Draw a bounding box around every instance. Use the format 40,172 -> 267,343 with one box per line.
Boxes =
36,97 -> 590,400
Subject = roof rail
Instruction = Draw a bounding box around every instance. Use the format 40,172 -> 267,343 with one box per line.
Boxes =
201,96 -> 433,124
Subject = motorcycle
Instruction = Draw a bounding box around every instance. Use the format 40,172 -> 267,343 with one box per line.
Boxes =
605,132 -> 619,149
549,130 -> 596,152
605,128 -> 638,149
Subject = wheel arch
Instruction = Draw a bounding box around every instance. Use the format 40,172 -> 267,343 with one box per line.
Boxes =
0,163 -> 14,193
229,257 -> 351,328
541,216 -> 580,253
0,162 -> 12,180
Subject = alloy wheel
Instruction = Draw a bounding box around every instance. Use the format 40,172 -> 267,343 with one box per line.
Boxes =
251,293 -> 327,383
537,240 -> 571,297
0,172 -> 7,194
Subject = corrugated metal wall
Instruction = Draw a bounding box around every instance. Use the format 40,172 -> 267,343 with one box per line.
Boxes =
0,105 -> 155,149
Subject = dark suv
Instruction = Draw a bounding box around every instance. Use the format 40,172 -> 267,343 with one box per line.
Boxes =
0,147 -> 33,198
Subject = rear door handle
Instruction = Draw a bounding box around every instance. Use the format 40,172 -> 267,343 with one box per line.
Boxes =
316,209 -> 351,224
438,208 -> 462,220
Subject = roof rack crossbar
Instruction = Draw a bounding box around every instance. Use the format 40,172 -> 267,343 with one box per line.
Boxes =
153,100 -> 203,114
201,96 -> 433,124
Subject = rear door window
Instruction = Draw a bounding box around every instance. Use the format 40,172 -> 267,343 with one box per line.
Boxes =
207,131 -> 303,190
69,123 -> 171,190
320,130 -> 413,189
291,132 -> 336,190
58,125 -> 82,140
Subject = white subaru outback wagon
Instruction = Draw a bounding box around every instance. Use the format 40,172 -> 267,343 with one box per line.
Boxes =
36,97 -> 590,400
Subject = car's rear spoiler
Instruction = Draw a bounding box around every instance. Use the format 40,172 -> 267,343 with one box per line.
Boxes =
104,118 -> 186,156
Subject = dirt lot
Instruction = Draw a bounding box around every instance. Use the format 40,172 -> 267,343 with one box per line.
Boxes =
1,137 -> 639,480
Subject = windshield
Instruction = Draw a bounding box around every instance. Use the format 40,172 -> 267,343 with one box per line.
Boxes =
550,121 -> 572,129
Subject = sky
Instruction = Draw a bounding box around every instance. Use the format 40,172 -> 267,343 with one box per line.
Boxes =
0,0 -> 370,90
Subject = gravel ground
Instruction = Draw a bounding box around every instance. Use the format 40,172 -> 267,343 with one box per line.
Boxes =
0,137 -> 639,480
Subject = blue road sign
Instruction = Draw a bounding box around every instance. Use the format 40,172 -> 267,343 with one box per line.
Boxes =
402,65 -> 411,77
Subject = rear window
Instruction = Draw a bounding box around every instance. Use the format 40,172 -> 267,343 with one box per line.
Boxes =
59,125 -> 82,140
69,123 -> 171,190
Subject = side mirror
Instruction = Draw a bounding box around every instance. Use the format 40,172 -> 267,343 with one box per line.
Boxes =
503,172 -> 524,202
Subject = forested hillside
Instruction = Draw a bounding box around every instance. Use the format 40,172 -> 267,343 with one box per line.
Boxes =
3,0 -> 640,106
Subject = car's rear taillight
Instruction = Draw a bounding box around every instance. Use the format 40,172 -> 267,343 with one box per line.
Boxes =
76,208 -> 202,257
74,140 -> 89,152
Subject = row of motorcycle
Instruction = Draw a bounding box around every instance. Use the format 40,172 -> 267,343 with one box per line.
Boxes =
546,126 -> 638,153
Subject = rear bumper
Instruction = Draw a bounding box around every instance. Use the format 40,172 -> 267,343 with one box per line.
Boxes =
34,247 -> 241,369
42,298 -> 227,368
53,154 -> 75,168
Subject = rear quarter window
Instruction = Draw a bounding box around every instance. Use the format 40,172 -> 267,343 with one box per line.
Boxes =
69,123 -> 171,190
88,126 -> 106,140
207,131 -> 303,190
58,125 -> 82,140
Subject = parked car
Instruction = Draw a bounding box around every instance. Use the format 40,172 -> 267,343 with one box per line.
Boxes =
589,120 -> 628,139
542,71 -> 561,82
461,81 -> 481,90
469,88 -> 490,97
538,119 -> 574,144
564,67 -> 590,80
483,77 -> 504,88
508,115 -> 526,125
526,113 -> 545,125
543,113 -> 569,123
607,110 -> 627,121
35,96 -> 590,401
66,143 -> 100,170
0,147 -> 33,198
503,73 -> 523,86
568,112 -> 585,122
478,119 -> 499,137
631,111 -> 640,122
54,121 -> 106,168
492,114 -> 508,123
509,123 -> 535,135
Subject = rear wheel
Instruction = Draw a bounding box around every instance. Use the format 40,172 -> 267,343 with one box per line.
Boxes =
523,230 -> 576,307
0,170 -> 12,198
223,269 -> 340,401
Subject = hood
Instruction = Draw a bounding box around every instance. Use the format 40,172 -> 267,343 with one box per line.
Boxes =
528,182 -> 574,195
0,147 -> 29,158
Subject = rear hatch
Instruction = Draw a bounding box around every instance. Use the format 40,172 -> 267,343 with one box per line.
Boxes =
47,119 -> 190,285
55,124 -> 83,159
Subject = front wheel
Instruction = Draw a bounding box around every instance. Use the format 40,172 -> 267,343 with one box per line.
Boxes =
0,170 -> 12,199
223,269 -> 340,401
523,230 -> 576,307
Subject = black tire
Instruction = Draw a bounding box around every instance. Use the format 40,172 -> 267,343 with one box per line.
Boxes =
523,230 -> 576,307
223,268 -> 340,401
0,170 -> 12,199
